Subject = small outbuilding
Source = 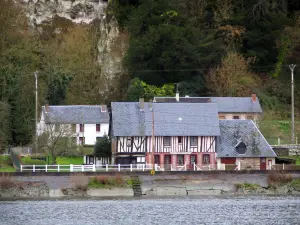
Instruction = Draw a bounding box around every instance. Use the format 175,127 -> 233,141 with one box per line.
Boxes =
217,120 -> 277,170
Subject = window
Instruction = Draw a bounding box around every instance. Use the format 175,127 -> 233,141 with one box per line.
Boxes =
127,138 -> 132,147
191,155 -> 197,165
178,137 -> 182,144
177,155 -> 184,165
233,116 -> 240,119
203,154 -> 210,164
154,155 -> 160,164
54,124 -> 60,132
163,137 -> 171,146
79,137 -> 85,145
71,124 -> 76,132
96,124 -> 101,132
219,115 -> 225,119
235,142 -> 247,154
190,137 -> 198,146
247,115 -> 253,120
80,124 -> 84,132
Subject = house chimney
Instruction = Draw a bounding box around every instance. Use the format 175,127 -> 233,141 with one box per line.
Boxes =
101,105 -> 107,112
45,101 -> 49,113
251,94 -> 257,103
139,98 -> 144,111
175,84 -> 179,102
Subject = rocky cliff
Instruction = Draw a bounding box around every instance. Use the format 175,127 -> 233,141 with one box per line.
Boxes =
19,0 -> 129,95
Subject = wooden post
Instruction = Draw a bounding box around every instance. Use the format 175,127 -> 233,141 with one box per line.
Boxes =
70,164 -> 73,172
106,164 -> 108,172
33,164 -> 35,173
130,164 -> 133,172
82,165 -> 84,172
283,163 -> 285,170
58,164 -> 60,172
151,104 -> 155,170
20,164 -> 23,172
118,164 -> 120,172
45,164 -> 48,172
93,164 -> 96,172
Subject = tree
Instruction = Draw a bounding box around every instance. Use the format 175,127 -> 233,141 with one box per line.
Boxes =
206,52 -> 259,97
126,78 -> 174,101
40,124 -> 79,164
0,102 -> 11,152
94,136 -> 111,158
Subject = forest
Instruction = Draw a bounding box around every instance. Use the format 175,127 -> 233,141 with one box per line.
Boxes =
1,0 -> 300,148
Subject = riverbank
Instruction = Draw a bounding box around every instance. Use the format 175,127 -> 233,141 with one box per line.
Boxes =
1,172 -> 300,198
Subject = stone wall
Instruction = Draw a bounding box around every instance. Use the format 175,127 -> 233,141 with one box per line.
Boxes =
239,158 -> 260,170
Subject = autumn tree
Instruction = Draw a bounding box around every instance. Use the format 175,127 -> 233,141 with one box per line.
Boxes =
206,52 -> 258,97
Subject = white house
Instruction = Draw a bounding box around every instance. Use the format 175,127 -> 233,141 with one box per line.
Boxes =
38,104 -> 110,146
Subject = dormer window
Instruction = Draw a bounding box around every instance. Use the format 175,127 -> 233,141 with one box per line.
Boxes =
235,141 -> 246,154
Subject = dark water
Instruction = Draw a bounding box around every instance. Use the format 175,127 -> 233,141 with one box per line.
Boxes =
1,196 -> 300,225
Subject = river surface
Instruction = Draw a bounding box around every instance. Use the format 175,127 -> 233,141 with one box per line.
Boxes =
1,196 -> 300,225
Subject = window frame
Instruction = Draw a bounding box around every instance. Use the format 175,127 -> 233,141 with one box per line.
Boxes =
178,136 -> 182,144
96,124 -> 101,132
127,137 -> 132,147
80,124 -> 84,132
203,154 -> 210,164
163,136 -> 171,147
190,136 -> 198,147
177,155 -> 185,166
233,115 -> 240,120
79,137 -> 85,145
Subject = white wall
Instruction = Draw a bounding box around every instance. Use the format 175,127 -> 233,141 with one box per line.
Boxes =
78,123 -> 109,145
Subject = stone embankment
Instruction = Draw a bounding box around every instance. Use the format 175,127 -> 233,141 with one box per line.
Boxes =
1,172 -> 300,198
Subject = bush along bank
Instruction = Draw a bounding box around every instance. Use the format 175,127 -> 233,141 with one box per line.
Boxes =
234,173 -> 300,195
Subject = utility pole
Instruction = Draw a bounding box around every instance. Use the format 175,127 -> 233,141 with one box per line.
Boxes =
289,64 -> 296,144
34,71 -> 38,152
151,102 -> 155,170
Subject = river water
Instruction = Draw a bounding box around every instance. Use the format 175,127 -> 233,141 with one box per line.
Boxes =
1,196 -> 300,225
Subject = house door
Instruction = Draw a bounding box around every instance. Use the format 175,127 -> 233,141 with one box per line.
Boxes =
190,155 -> 197,169
164,155 -> 171,171
260,158 -> 266,170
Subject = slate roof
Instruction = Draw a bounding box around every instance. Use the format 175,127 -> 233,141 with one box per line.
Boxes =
217,120 -> 276,158
153,97 -> 263,113
111,102 -> 220,137
42,105 -> 109,124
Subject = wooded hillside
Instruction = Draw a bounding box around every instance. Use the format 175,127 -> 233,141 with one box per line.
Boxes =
1,0 -> 300,147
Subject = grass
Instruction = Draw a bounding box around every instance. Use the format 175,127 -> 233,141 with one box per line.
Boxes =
259,120 -> 300,145
0,155 -> 15,172
288,178 -> 300,191
280,156 -> 300,165
56,156 -> 83,165
234,183 -> 260,191
88,175 -> 132,189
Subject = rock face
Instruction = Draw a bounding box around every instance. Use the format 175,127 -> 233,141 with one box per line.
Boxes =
19,0 -> 129,93
20,0 -> 108,24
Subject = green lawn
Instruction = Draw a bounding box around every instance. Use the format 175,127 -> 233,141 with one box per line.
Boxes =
0,155 -> 16,172
259,120 -> 300,145
280,156 -> 300,165
56,156 -> 83,165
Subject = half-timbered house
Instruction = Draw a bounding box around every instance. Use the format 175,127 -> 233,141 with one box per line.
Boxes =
111,100 -> 220,169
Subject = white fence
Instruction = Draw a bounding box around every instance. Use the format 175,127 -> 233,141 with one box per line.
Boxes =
20,163 -> 232,172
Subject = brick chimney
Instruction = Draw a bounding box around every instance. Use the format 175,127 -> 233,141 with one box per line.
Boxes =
139,98 -> 144,111
45,102 -> 49,113
251,94 -> 257,103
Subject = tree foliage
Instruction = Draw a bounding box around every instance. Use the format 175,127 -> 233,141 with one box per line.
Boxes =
94,136 -> 111,158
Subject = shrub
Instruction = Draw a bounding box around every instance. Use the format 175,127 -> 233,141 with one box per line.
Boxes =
88,175 -> 129,188
21,158 -> 46,165
288,179 -> 300,191
267,171 -> 292,186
